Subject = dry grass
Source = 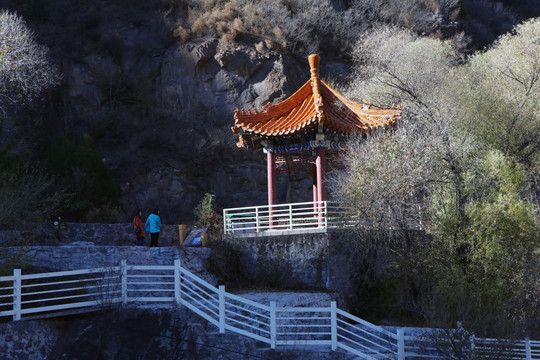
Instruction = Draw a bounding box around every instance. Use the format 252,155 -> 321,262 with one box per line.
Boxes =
164,0 -> 461,55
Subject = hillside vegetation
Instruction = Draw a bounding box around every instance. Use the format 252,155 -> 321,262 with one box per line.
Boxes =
163,0 -> 539,53
165,0 -> 460,56
334,19 -> 540,337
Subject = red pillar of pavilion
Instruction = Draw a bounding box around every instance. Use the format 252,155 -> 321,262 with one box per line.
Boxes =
316,148 -> 326,202
267,152 -> 276,205
315,148 -> 326,225
267,152 -> 276,227
312,164 -> 318,213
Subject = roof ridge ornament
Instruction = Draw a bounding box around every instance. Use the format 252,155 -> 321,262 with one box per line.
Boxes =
308,54 -> 320,79
308,54 -> 325,136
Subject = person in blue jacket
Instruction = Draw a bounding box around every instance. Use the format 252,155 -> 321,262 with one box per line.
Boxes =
145,208 -> 162,247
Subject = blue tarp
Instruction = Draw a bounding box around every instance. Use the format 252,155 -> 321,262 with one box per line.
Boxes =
183,228 -> 207,246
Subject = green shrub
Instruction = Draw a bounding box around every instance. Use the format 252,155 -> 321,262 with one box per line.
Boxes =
422,151 -> 539,334
47,133 -> 120,220
0,127 -> 66,230
194,193 -> 223,240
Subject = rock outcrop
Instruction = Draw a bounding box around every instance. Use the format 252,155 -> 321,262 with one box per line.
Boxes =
2,0 -> 353,223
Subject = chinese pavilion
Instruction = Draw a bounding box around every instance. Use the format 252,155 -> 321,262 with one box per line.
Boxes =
231,54 -> 402,207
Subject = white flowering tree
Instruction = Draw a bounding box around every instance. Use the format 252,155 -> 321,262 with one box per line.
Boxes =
0,10 -> 58,113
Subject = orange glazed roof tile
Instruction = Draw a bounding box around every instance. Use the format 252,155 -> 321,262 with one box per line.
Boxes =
232,54 -> 402,148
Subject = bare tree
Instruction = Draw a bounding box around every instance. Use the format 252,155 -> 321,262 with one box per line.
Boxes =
336,26 -> 467,232
0,10 -> 59,113
333,24 -> 540,336
458,18 -> 540,166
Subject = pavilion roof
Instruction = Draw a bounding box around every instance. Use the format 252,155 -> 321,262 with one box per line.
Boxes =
231,54 -> 402,149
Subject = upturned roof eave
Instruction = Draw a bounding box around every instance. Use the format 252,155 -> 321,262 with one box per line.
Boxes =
233,80 -> 314,123
231,54 -> 402,142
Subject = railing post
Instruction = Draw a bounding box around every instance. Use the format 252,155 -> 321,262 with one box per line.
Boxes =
330,301 -> 337,351
223,209 -> 228,234
174,259 -> 181,306
397,328 -> 405,360
270,301 -> 277,349
121,260 -> 127,305
289,204 -> 293,230
256,207 -> 260,233
324,201 -> 328,229
526,338 -> 532,360
318,201 -> 324,227
268,205 -> 275,230
219,285 -> 225,334
13,268 -> 21,321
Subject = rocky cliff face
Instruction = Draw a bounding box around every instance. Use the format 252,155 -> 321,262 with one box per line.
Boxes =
3,0 -> 352,223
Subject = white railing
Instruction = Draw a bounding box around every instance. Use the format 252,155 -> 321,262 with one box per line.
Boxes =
401,329 -> 540,359
0,262 -> 184,320
1,261 -> 539,359
223,200 -> 354,236
336,308 -> 402,359
0,266 -> 123,320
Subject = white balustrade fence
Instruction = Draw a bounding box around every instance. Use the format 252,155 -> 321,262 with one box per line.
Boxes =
401,330 -> 540,359
223,201 -> 355,236
0,266 -> 123,320
1,261 -> 539,360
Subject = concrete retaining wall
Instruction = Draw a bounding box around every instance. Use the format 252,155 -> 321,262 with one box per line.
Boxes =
2,223 -> 378,299
223,230 -> 357,295
2,245 -> 216,285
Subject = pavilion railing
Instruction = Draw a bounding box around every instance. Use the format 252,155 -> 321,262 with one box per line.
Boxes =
223,201 -> 355,236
